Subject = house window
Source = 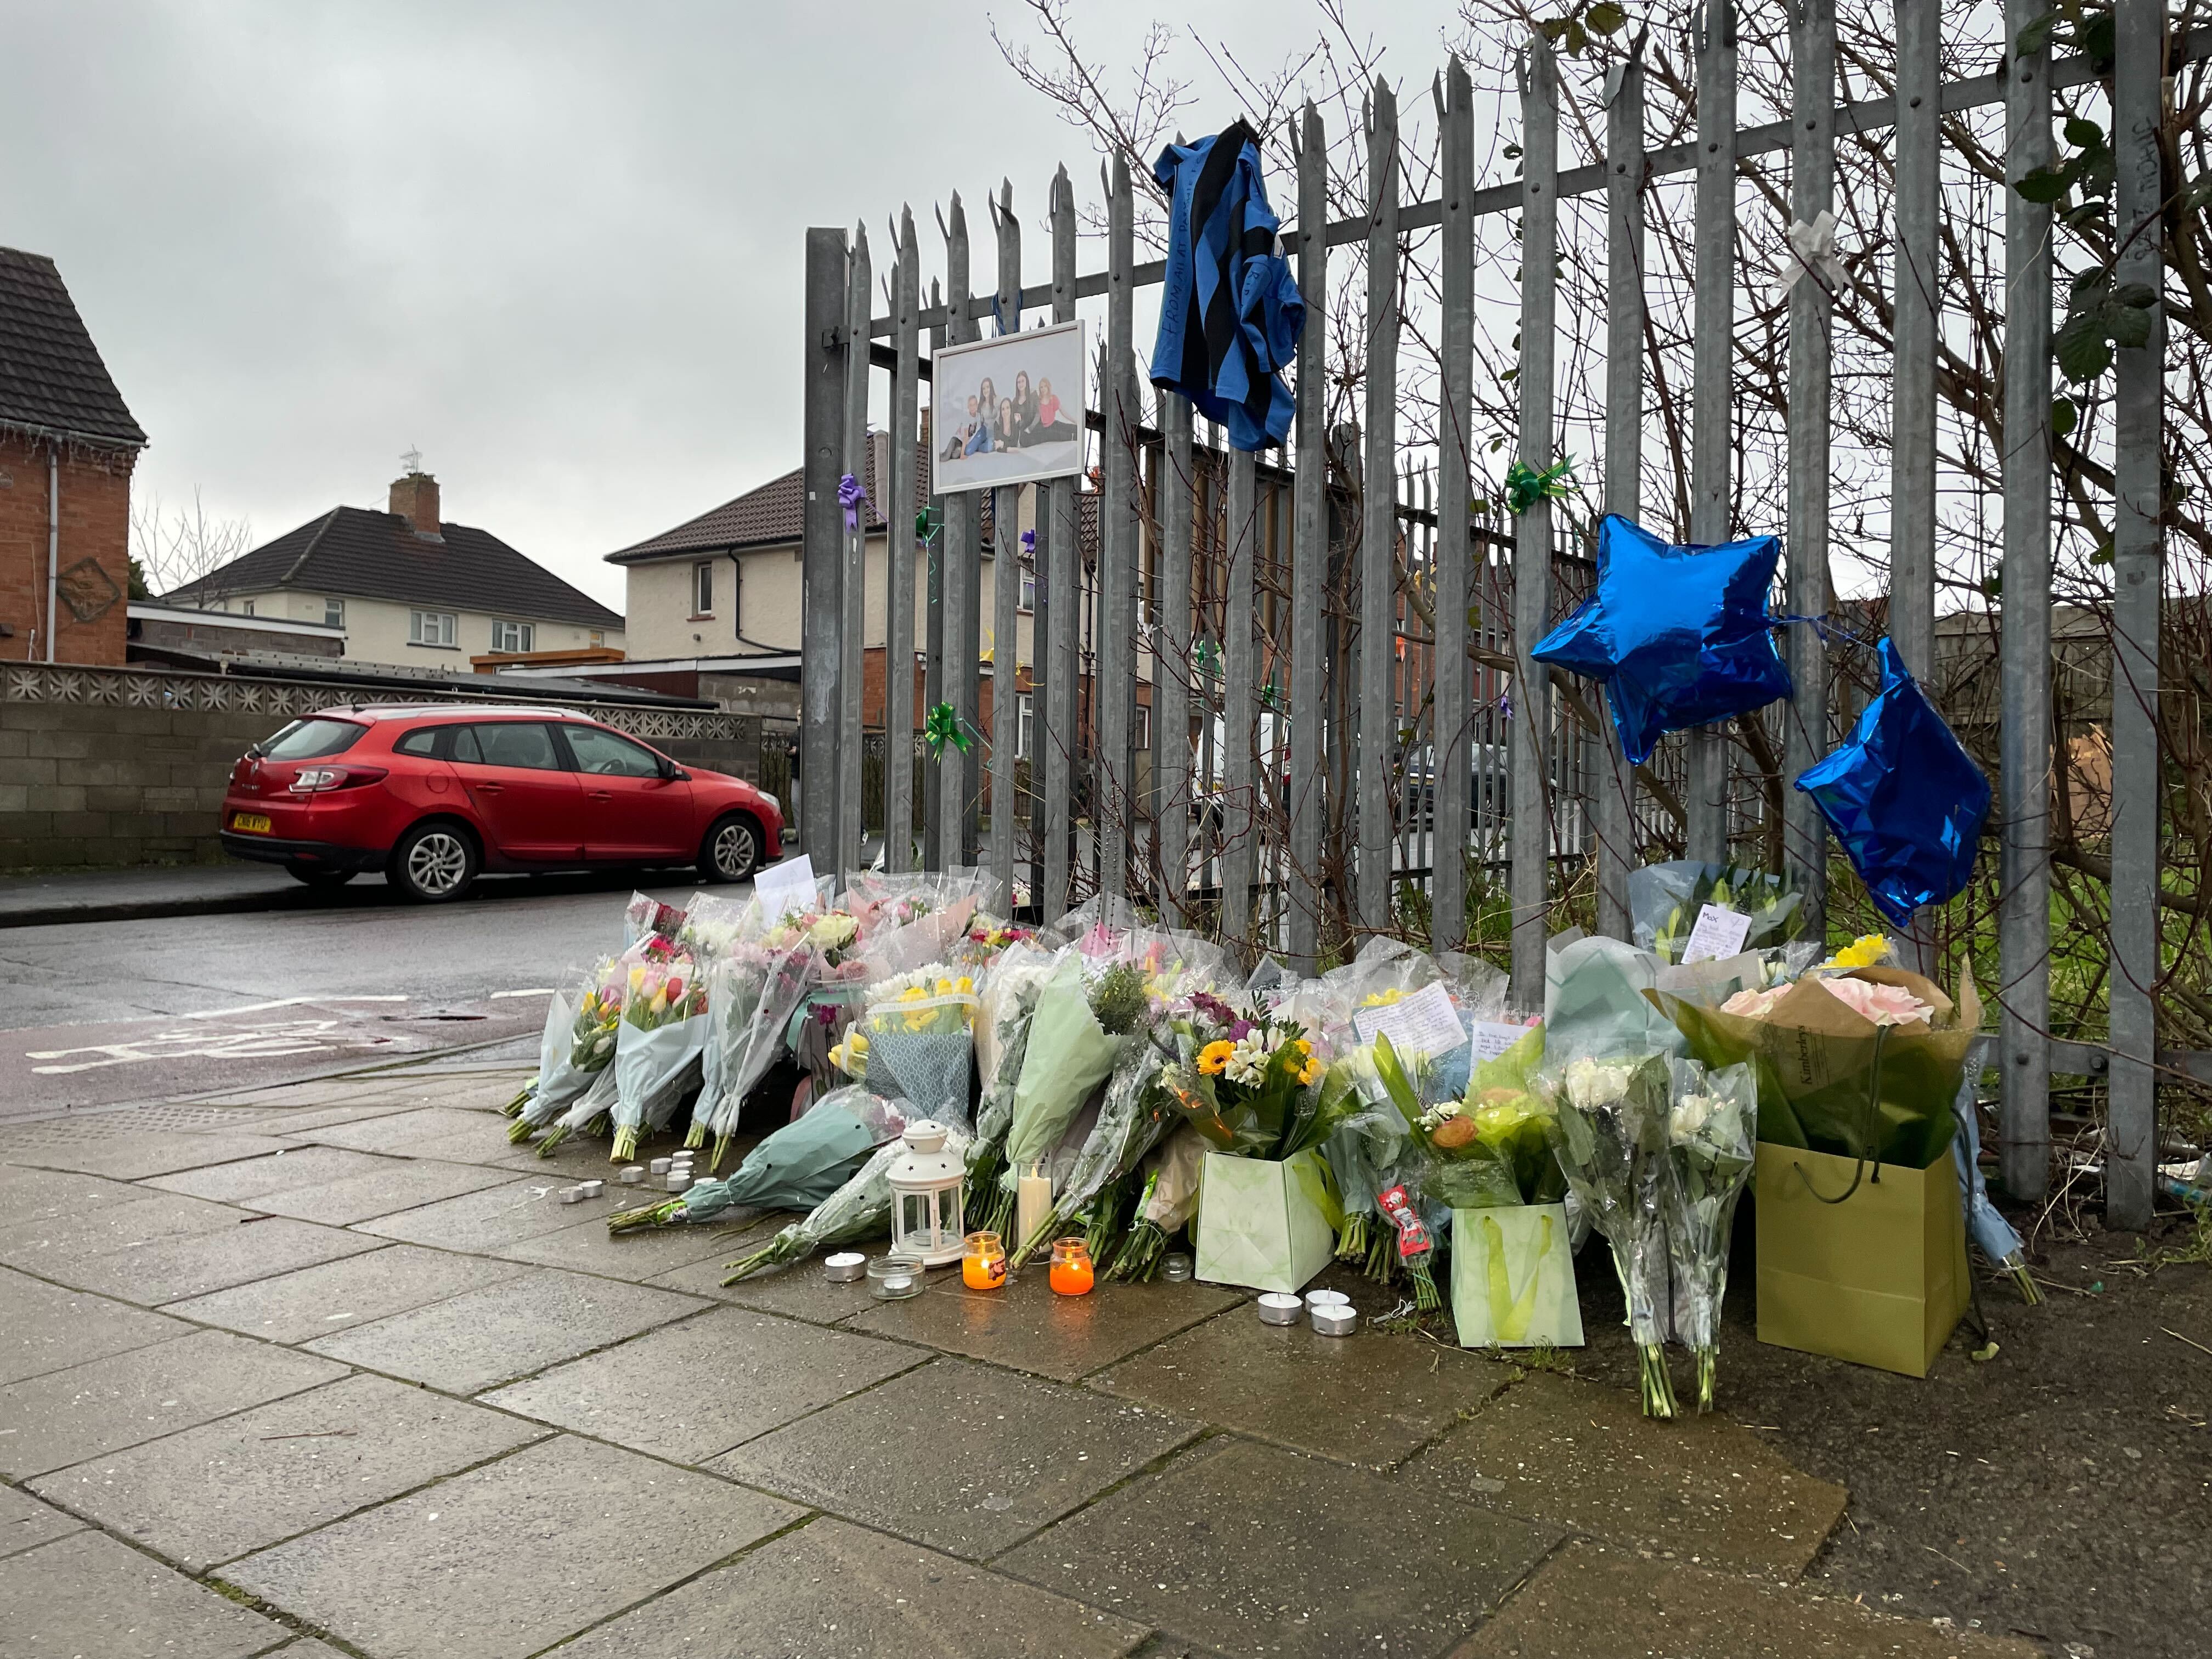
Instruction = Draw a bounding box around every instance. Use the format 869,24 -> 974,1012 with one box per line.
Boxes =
1015,693 -> 1035,760
323,598 -> 345,628
409,610 -> 458,647
691,561 -> 714,617
1135,703 -> 1151,752
491,620 -> 535,653
589,629 -> 605,647
241,599 -> 256,617
1019,564 -> 1036,613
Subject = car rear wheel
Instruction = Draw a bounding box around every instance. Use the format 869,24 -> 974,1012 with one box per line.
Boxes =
699,813 -> 760,884
387,822 -> 478,903
284,862 -> 356,889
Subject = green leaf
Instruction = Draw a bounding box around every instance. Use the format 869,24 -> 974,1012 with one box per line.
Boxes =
2089,541 -> 2115,566
2014,169 -> 2072,205
2063,116 -> 2104,149
2015,9 -> 2059,56
2076,12 -> 2115,67
1587,2 -> 1627,34
2050,395 -> 2079,438
2055,316 -> 2114,383
2106,303 -> 2153,351
2108,281 -> 2159,311
1536,17 -> 1571,43
1564,20 -> 1588,55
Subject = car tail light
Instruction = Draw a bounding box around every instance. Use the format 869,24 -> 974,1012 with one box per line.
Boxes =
289,765 -> 389,793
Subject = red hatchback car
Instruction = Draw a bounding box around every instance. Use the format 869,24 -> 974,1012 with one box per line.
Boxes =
219,704 -> 783,902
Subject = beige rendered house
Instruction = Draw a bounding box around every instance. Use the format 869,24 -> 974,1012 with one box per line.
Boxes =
167,465 -> 623,669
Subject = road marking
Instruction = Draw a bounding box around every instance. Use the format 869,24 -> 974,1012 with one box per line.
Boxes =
29,1019 -> 402,1074
490,988 -> 556,999
183,996 -> 410,1020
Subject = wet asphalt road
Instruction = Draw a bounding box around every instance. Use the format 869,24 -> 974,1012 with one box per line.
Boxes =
0,870 -> 714,1117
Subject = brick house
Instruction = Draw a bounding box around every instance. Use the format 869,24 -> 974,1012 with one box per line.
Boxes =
0,247 -> 147,665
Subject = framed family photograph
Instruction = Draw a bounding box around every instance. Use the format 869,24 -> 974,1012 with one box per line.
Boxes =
930,318 -> 1087,495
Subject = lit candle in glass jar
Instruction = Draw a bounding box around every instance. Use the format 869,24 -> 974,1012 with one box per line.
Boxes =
1048,1237 -> 1094,1296
962,1230 -> 1007,1291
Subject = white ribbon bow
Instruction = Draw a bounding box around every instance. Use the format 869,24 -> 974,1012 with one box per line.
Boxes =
1773,210 -> 1845,305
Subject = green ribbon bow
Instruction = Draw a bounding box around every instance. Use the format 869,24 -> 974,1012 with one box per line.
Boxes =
1503,455 -> 1576,515
923,702 -> 970,757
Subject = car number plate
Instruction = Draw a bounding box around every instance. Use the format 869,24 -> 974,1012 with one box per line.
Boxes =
231,812 -> 273,833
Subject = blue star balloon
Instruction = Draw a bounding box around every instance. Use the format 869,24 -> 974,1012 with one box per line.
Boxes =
1530,514 -> 1793,765
1795,636 -> 1991,927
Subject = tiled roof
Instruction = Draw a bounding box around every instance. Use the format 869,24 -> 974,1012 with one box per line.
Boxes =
606,431 -> 1085,565
166,505 -> 624,631
0,247 -> 146,449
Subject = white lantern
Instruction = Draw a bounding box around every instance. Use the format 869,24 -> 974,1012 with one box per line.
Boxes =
887,1119 -> 965,1266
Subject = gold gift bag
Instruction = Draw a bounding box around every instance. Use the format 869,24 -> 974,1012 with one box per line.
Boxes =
1754,1141 -> 1970,1378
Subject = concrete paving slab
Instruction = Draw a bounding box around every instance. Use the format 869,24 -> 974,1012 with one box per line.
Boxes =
713,1357 -> 1201,1560
0,1328 -> 347,1479
142,1143 -> 395,1204
645,1237 -> 874,1322
484,1210 -> 767,1279
483,1306 -> 923,1462
472,1133 -> 656,1174
0,1163 -> 143,1221
30,1372 -> 547,1572
303,1267 -> 708,1394
245,1157 -> 520,1226
247,1103 -> 419,1135
551,1515 -> 1152,1659
1447,1538 -> 2041,1658
0,1128 -> 294,1180
266,1643 -> 349,1658
847,1267 -> 1244,1383
0,1263 -> 195,1386
349,1175 -> 587,1251
999,1436 -> 1558,1659
289,1106 -> 510,1156
0,1190 -> 249,1272
1403,1371 -> 1849,1579
55,1216 -> 385,1306
165,1242 -> 533,1344
1091,1306 -> 1514,1468
0,1529 -> 292,1659
225,1434 -> 803,1659
0,1483 -> 86,1561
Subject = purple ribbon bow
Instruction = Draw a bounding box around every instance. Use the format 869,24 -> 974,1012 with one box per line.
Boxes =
838,473 -> 868,533
1020,529 -> 1036,554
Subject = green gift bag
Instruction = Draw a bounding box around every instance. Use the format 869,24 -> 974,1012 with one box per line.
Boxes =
1754,1141 -> 1969,1378
1451,1204 -> 1584,1348
1195,1148 -> 1339,1294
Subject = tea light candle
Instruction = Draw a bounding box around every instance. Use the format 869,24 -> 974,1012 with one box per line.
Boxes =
1161,1254 -> 1194,1283
867,1254 -> 927,1300
1257,1293 -> 1303,1325
617,1166 -> 645,1185
823,1252 -> 867,1282
559,1186 -> 585,1205
1305,1289 -> 1350,1310
577,1180 -> 604,1200
648,1158 -> 673,1176
1311,1303 -> 1358,1337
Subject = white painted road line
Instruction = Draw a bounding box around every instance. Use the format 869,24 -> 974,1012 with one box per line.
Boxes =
182,996 -> 411,1020
489,988 -> 556,998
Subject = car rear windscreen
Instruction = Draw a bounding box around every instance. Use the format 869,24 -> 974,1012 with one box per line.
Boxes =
262,718 -> 366,760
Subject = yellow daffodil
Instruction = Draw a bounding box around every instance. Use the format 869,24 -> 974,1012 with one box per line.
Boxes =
829,1029 -> 869,1076
1197,1039 -> 1236,1076
1361,987 -> 1405,1008
1820,933 -> 1892,971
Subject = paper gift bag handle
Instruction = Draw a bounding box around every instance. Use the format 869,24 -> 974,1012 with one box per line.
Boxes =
1788,1024 -> 1889,1204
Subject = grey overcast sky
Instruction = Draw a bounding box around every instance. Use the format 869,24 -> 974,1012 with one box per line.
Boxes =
2,2 -> 1460,611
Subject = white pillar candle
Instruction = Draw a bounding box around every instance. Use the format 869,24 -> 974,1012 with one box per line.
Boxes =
1015,1163 -> 1054,1249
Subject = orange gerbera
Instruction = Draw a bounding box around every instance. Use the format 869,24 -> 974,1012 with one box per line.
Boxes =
1197,1039 -> 1237,1076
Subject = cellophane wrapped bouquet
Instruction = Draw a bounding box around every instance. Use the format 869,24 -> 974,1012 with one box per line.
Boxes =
1539,1054 -> 1678,1417
505,962 -> 619,1146
608,940 -> 710,1162
836,963 -> 980,1132
612,1084 -> 906,1233
687,935 -> 818,1170
515,950 -> 640,1153
1663,1056 -> 1758,1409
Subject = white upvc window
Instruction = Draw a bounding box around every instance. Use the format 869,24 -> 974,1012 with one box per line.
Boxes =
490,619 -> 535,653
692,560 -> 715,617
323,597 -> 345,628
409,610 -> 458,647
1019,565 -> 1037,613
1015,692 -> 1035,760
241,599 -> 256,617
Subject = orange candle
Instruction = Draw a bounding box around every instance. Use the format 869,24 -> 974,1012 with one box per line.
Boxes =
962,1230 -> 1007,1291
1048,1237 -> 1094,1296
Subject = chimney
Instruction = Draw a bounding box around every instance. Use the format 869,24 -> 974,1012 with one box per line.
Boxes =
390,470 -> 442,539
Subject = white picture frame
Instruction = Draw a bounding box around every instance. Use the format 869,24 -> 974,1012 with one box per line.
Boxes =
930,319 -> 1088,496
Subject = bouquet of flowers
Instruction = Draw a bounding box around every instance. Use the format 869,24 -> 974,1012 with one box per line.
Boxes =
514,952 -> 632,1152
610,1086 -> 906,1233
976,953 -> 1148,1237
1629,860 -> 1804,965
1541,1054 -> 1679,1417
1107,1124 -> 1207,1280
960,944 -> 1060,1224
608,946 -> 710,1162
845,963 -> 979,1131
1663,1057 -> 1757,1409
623,891 -> 688,949
1156,992 -> 1331,1158
676,889 -> 759,963
721,1119 -> 972,1282
686,935 -> 818,1170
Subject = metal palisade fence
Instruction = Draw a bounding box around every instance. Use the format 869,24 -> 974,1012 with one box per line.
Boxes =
798,2 -> 2206,1228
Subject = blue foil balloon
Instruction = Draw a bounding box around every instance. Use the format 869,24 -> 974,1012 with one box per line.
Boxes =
1795,636 -> 1991,927
1530,514 -> 1793,765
